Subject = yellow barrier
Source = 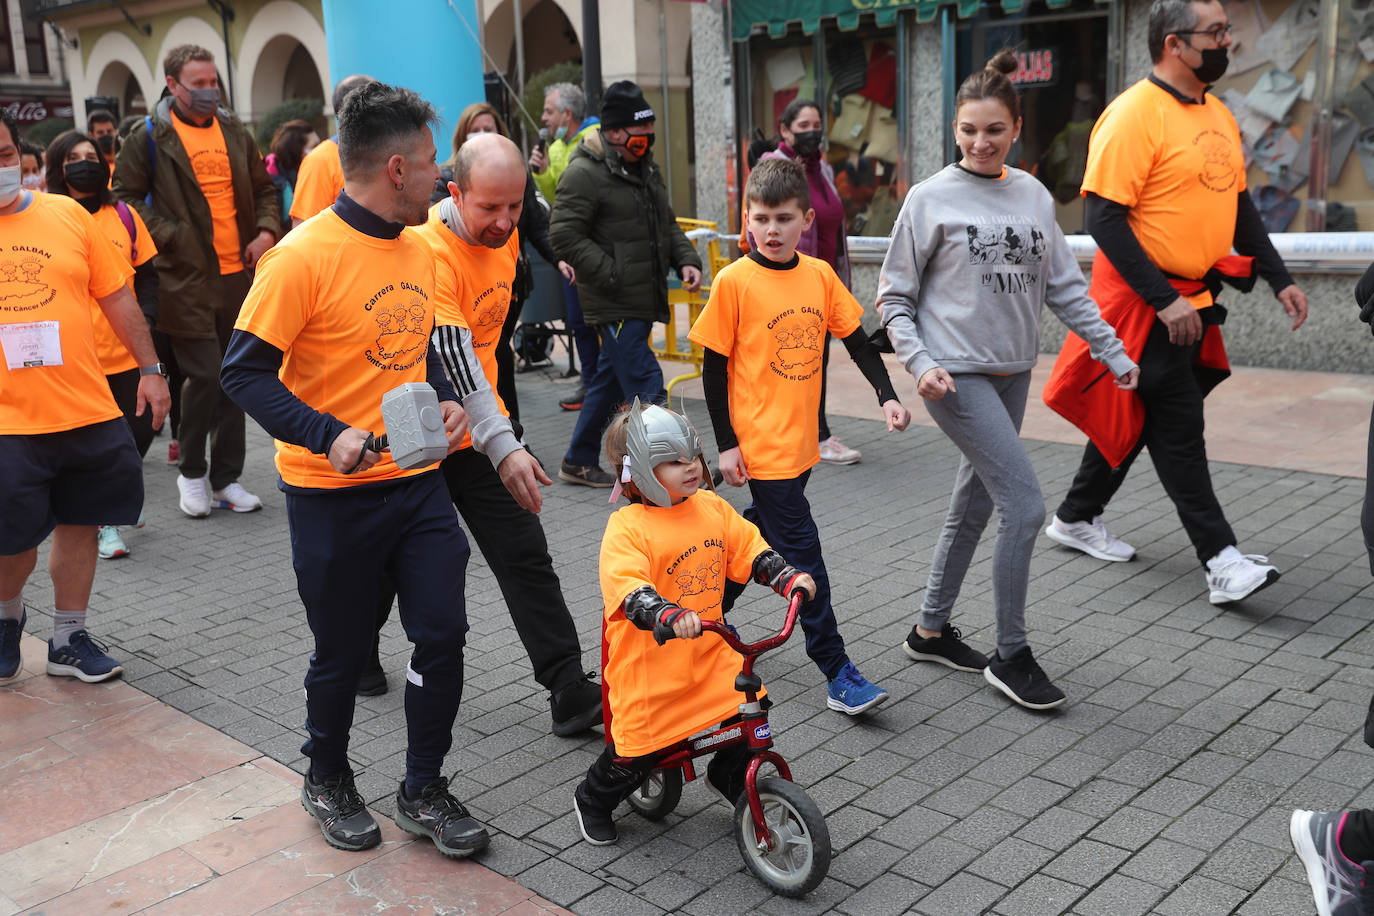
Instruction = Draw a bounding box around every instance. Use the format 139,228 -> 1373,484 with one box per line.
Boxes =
656,218 -> 734,406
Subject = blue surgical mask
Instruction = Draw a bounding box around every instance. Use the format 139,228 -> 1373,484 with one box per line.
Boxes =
0,165 -> 21,205
555,125 -> 568,141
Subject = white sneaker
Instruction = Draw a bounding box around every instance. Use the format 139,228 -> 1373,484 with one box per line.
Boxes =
1045,515 -> 1135,562
177,475 -> 211,518
212,482 -> 262,513
819,436 -> 862,465
1206,546 -> 1280,604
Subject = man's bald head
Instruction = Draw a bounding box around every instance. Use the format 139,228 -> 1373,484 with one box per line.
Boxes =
332,74 -> 377,116
450,134 -> 526,249
452,132 -> 525,193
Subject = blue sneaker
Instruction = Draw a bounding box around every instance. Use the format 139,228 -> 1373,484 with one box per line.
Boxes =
826,662 -> 888,715
0,609 -> 24,683
47,630 -> 123,683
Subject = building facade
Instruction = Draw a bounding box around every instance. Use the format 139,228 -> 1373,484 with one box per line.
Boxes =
2,0 -> 71,133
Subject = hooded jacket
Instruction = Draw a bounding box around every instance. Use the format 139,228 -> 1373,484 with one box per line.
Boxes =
113,95 -> 279,340
549,130 -> 701,326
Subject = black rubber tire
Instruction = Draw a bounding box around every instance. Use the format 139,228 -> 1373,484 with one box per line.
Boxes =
626,768 -> 682,821
734,777 -> 831,897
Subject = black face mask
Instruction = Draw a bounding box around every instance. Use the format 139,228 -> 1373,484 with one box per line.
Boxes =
1190,47 -> 1229,84
63,159 -> 106,194
791,129 -> 824,158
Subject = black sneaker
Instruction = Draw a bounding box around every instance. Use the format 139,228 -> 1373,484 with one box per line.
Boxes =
901,624 -> 989,672
984,647 -> 1066,710
551,673 -> 604,737
394,777 -> 490,858
558,460 -> 615,488
559,387 -> 585,411
301,768 -> 381,851
356,650 -> 387,697
573,784 -> 617,845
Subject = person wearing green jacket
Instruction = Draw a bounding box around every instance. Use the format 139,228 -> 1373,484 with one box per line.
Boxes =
551,81 -> 702,487
530,82 -> 601,410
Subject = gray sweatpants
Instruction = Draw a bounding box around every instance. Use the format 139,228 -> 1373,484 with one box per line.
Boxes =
918,371 -> 1044,657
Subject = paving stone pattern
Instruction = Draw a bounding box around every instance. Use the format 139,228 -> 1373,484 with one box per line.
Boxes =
22,367 -> 1374,915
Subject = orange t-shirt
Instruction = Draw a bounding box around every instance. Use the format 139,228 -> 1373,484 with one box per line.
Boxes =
412,204 -> 518,449
0,192 -> 132,434
289,138 -> 344,222
600,490 -> 772,757
89,202 -> 158,375
171,114 -> 242,275
1081,78 -> 1245,284
234,208 -> 439,489
689,253 -> 862,479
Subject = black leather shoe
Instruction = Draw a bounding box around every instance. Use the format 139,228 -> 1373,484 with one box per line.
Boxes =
356,653 -> 387,696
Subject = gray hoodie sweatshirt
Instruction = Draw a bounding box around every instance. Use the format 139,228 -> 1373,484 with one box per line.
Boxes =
876,165 -> 1136,384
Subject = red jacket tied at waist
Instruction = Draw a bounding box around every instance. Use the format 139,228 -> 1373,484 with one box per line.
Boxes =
1042,251 -> 1254,467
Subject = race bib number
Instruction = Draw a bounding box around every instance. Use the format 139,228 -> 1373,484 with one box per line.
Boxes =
0,320 -> 63,369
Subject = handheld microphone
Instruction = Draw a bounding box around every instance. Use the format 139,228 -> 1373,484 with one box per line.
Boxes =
536,127 -> 549,153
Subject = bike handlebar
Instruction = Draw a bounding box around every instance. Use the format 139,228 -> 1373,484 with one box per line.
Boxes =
655,590 -> 805,657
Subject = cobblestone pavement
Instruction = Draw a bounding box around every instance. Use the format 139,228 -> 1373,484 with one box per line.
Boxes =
20,364 -> 1374,916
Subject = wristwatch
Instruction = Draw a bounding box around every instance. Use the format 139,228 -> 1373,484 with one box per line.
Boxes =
138,362 -> 168,378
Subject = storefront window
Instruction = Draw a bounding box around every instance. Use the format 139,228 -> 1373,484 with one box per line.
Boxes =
956,0 -> 1114,234
1210,0 -> 1371,232
742,15 -> 904,238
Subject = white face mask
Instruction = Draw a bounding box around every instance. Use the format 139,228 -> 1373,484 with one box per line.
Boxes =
21,173 -> 43,190
0,165 -> 23,206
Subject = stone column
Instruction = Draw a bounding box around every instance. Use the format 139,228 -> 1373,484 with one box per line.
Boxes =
690,0 -> 734,232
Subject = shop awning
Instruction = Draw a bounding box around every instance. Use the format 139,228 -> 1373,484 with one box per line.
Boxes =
731,0 -> 1105,40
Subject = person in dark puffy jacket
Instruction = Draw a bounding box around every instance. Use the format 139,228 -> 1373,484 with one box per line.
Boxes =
551,80 -> 702,488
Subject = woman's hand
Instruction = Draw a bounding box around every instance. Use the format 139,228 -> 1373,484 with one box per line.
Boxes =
1114,368 -> 1140,391
917,367 -> 956,401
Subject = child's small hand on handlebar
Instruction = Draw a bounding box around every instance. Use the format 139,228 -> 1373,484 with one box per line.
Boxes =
672,611 -> 703,640
790,573 -> 817,602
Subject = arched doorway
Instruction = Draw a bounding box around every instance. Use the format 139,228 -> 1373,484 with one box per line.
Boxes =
248,34 -> 325,123
94,60 -> 149,118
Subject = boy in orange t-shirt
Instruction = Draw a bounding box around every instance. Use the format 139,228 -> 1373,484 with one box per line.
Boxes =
572,402 -> 815,845
688,158 -> 910,716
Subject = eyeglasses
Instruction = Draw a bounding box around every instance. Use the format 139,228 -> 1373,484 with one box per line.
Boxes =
1173,23 -> 1233,41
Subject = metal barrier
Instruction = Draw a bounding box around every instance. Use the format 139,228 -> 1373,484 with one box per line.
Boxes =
655,218 -> 734,406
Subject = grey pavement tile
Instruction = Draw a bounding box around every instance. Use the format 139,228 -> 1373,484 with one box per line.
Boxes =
989,874 -> 1086,916
1086,806 -> 1171,851
892,835 -> 980,887
573,885 -> 666,916
1153,874 -> 1250,916
910,871 -> 1005,916
1236,873 -> 1320,916
1117,835 -> 1209,887
517,856 -> 604,906
966,836 -> 1058,888
1069,873 -> 1165,916
679,871 -> 774,916
1041,837 -> 1130,887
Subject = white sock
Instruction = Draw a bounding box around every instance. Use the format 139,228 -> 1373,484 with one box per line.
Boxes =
1207,545 -> 1242,570
52,610 -> 86,648
0,594 -> 22,623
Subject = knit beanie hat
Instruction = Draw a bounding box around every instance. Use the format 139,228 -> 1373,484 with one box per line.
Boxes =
600,81 -> 655,131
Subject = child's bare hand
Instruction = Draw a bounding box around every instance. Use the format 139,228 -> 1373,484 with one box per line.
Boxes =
719,447 -> 749,487
791,573 -> 817,601
882,399 -> 910,431
1114,367 -> 1140,391
672,611 -> 703,639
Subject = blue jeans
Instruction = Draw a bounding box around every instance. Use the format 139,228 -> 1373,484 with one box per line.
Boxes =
722,471 -> 848,680
564,320 -> 665,467
562,277 -> 601,390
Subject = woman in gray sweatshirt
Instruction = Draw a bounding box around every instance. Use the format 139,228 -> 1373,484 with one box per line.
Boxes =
877,50 -> 1138,710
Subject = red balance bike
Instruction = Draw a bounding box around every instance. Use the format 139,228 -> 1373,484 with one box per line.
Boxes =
620,591 -> 832,897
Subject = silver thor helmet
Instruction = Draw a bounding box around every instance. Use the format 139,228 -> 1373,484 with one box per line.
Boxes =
625,397 -> 703,507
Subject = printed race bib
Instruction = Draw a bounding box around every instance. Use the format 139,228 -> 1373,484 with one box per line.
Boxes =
0,320 -> 63,369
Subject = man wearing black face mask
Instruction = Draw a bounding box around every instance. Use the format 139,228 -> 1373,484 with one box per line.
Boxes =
550,80 -> 703,487
1042,0 -> 1308,605
114,44 -> 279,521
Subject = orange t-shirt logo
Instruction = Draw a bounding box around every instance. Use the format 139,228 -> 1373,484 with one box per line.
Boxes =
372,298 -> 429,365
769,308 -> 824,379
1194,129 -> 1239,193
0,255 -> 52,310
